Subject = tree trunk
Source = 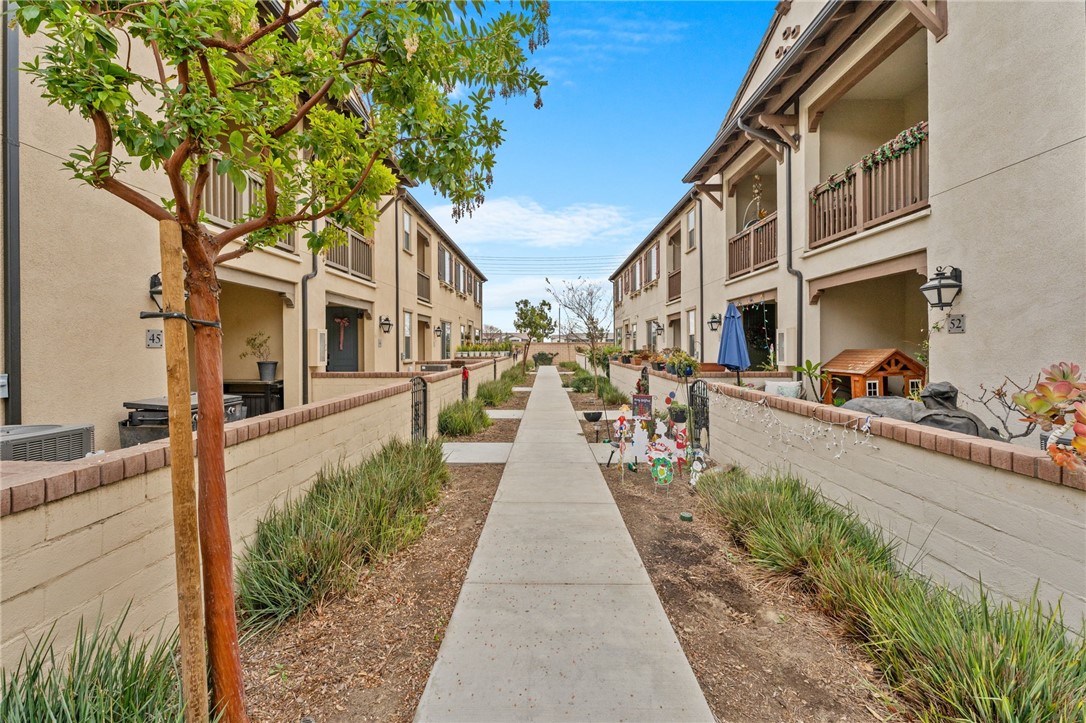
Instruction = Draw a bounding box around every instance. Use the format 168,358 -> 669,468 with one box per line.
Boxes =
522,340 -> 531,372
186,247 -> 250,723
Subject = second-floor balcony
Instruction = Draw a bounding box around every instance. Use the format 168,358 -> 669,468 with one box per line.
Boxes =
418,271 -> 431,302
728,212 -> 778,280
809,122 -> 929,249
326,231 -> 373,280
667,270 -> 681,302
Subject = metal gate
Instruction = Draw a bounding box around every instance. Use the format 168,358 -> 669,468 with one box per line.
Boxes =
411,376 -> 427,441
639,366 -> 650,395
690,379 -> 709,453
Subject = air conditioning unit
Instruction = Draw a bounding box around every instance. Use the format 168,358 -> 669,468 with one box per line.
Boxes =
1,424 -> 95,462
308,328 -> 328,366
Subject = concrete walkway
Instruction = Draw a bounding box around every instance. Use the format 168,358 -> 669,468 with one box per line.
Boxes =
415,367 -> 713,722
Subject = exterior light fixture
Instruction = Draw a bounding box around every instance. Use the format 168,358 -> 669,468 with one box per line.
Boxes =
378,316 -> 393,334
435,327 -> 443,337
920,266 -> 963,309
653,322 -> 664,336
149,272 -> 187,312
625,329 -> 632,339
707,314 -> 722,332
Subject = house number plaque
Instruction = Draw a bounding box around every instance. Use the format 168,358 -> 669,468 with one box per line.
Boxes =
947,315 -> 965,334
146,329 -> 164,348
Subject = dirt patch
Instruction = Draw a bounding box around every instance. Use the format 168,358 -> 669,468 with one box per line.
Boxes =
241,464 -> 504,723
601,464 -> 904,722
442,417 -> 520,443
568,391 -> 607,410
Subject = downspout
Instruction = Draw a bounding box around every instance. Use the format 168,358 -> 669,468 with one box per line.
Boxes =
696,193 -> 705,362
738,118 -> 803,372
394,194 -> 401,371
3,10 -> 22,423
300,220 -> 319,404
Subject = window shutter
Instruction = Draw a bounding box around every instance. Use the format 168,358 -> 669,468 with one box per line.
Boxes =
654,243 -> 661,279
438,247 -> 446,281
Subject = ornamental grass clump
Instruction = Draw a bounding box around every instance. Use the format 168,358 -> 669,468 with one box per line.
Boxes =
599,381 -> 629,406
0,610 -> 187,723
236,438 -> 447,633
477,378 -> 513,407
697,468 -> 1086,722
501,364 -> 528,385
438,398 -> 492,437
558,360 -> 581,372
570,374 -> 608,393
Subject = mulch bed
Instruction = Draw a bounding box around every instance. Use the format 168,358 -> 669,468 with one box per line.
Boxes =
567,391 -> 608,411
240,463 -> 505,723
442,417 -> 520,443
601,464 -> 905,722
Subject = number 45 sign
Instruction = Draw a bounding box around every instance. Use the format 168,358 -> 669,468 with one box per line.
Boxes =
947,315 -> 965,334
146,329 -> 164,348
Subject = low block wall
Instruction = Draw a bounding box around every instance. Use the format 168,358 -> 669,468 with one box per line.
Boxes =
703,383 -> 1086,624
311,358 -> 512,404
0,383 -> 422,670
524,342 -> 579,365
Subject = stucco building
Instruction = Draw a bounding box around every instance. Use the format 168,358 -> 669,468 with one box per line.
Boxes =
1,26 -> 484,451
612,0 -> 1085,407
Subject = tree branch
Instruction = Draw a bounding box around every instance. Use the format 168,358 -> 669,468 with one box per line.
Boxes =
214,246 -> 252,265
271,76 -> 335,139
88,109 -> 173,222
190,159 -> 210,220
149,40 -> 168,87
197,53 -> 218,98
278,152 -> 379,225
200,1 -> 322,53
164,136 -> 195,225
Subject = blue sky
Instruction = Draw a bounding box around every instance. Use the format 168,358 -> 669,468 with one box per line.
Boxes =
419,1 -> 777,331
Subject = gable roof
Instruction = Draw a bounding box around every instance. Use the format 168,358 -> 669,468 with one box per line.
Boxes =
608,190 -> 695,281
822,348 -> 925,376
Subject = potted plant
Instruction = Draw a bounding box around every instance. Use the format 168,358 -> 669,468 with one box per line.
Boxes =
650,352 -> 666,371
240,331 -> 277,381
669,403 -> 688,423
667,349 -> 700,378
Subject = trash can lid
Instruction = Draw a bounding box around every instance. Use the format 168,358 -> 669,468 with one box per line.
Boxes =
123,393 -> 242,411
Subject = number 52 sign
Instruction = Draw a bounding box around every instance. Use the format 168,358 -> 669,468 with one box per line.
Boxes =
947,315 -> 965,334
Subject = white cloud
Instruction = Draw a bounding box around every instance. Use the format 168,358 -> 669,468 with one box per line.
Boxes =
430,196 -> 651,249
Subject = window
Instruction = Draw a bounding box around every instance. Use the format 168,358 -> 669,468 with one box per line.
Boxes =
403,311 -> 412,359
644,248 -> 656,283
688,309 -> 696,356
403,211 -> 412,251
457,263 -> 465,293
632,260 -> 641,291
442,321 -> 452,359
866,379 -> 880,396
686,209 -> 696,249
647,321 -> 657,352
909,378 -> 922,395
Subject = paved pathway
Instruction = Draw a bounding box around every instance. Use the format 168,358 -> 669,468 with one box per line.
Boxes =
415,366 -> 713,722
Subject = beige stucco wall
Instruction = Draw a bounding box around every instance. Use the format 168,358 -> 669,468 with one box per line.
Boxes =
925,0 -> 1086,394
1,384 -> 421,670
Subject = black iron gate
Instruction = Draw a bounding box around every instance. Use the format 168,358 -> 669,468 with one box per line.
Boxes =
639,366 -> 650,396
690,379 -> 709,453
411,376 -> 428,441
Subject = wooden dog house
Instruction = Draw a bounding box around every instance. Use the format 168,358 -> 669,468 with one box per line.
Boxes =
822,348 -> 926,405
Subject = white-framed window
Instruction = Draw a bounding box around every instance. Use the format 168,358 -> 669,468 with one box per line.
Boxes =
647,320 -> 657,352
688,309 -> 697,355
403,211 -> 412,251
909,378 -> 922,395
403,311 -> 412,359
458,263 -> 465,293
686,209 -> 696,249
645,247 -> 656,282
632,259 -> 641,290
866,379 -> 880,396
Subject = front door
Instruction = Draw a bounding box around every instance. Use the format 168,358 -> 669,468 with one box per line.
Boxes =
326,306 -> 359,371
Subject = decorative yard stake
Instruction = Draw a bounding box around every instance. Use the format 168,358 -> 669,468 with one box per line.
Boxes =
157,220 -> 209,723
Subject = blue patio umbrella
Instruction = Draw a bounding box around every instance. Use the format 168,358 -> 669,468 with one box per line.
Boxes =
717,303 -> 751,385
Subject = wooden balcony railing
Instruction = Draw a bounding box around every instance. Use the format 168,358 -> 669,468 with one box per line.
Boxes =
417,271 -> 431,302
667,270 -> 681,301
727,212 -> 778,280
809,122 -> 929,249
325,231 -> 373,280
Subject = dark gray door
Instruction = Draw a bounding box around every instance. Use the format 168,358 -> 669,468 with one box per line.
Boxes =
326,307 -> 359,372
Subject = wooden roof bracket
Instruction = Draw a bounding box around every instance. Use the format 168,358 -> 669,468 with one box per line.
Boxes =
745,132 -> 784,165
903,0 -> 947,41
758,114 -> 800,152
695,183 -> 724,210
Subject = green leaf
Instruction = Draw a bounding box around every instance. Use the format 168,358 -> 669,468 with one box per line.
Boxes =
228,130 -> 244,155
227,165 -> 248,195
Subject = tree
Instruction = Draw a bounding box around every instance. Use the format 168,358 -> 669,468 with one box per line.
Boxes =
482,323 -> 503,343
513,299 -> 554,370
14,2 -> 547,720
547,278 -> 610,393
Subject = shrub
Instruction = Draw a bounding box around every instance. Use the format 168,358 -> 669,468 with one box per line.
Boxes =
477,378 -> 513,407
532,351 -> 556,367
558,360 -> 580,371
697,468 -> 1086,722
0,610 -> 187,722
570,374 -> 607,393
438,398 -> 492,436
501,365 -> 527,385
599,381 -> 629,406
236,438 -> 447,632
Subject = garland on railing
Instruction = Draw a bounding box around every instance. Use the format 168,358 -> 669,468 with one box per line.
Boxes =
809,121 -> 929,205
859,121 -> 929,172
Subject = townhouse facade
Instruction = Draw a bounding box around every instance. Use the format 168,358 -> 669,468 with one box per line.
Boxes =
1,26 -> 484,451
612,0 -> 1085,404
